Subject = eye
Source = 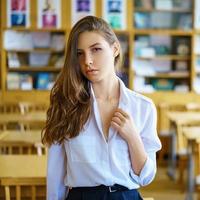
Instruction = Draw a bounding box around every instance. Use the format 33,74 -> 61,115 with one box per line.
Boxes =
92,47 -> 102,52
77,51 -> 83,57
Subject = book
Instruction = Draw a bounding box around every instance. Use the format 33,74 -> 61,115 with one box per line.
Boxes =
51,34 -> 65,50
20,74 -> 33,90
37,0 -> 61,28
154,0 -> 173,10
103,0 -> 126,30
7,52 -> 20,68
71,0 -> 95,25
29,53 -> 50,66
36,73 -> 55,90
31,32 -> 51,48
7,0 -> 30,27
4,30 -> 33,50
7,73 -> 20,90
134,12 -> 150,29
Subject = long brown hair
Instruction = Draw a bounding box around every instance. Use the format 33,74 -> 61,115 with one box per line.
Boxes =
42,16 -> 122,146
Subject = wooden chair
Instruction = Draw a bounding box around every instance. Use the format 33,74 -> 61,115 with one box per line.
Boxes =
178,123 -> 200,191
186,102 -> 200,111
19,102 -> 48,114
0,103 -> 22,130
158,102 -> 186,164
0,130 -> 46,155
0,103 -> 21,114
0,154 -> 46,199
1,178 -> 46,200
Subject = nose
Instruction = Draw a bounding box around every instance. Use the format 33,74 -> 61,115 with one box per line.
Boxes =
84,53 -> 93,67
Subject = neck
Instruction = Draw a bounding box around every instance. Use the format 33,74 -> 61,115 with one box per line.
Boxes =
92,76 -> 120,101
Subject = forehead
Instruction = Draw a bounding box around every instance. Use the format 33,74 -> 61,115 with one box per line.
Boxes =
77,31 -> 109,49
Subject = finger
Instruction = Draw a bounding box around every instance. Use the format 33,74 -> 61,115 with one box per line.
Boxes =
113,111 -> 126,122
116,108 -> 129,118
111,121 -> 121,130
111,116 -> 123,126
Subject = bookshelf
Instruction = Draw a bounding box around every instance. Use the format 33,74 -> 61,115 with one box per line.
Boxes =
0,0 -> 2,101
0,0 -> 69,103
0,0 -> 200,105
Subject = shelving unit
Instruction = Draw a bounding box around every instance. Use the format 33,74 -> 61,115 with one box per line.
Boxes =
0,0 -> 200,105
0,0 -> 69,102
0,1 -> 2,101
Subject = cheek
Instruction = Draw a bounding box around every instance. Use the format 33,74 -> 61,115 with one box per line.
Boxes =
97,51 -> 114,65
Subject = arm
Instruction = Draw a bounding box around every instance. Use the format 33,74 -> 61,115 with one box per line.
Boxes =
47,143 -> 68,200
111,102 -> 161,185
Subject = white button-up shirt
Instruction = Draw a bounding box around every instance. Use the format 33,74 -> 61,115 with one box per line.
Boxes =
47,79 -> 162,200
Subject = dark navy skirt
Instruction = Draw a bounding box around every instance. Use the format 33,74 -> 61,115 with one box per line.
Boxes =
66,184 -> 143,200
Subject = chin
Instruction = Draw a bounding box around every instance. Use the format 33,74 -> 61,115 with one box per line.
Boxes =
87,77 -> 101,83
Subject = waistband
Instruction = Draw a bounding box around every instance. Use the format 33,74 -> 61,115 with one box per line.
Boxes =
70,184 -> 130,193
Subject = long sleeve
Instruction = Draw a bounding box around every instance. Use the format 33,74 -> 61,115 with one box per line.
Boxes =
47,143 -> 68,200
130,101 -> 162,186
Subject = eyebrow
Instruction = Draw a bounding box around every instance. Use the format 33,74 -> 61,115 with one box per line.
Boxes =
77,43 -> 101,51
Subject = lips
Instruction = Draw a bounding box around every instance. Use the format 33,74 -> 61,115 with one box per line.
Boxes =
86,69 -> 99,74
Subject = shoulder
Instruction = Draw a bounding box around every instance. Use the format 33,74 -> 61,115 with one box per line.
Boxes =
125,87 -> 155,108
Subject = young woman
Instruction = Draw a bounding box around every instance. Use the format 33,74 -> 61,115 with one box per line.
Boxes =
42,15 -> 161,200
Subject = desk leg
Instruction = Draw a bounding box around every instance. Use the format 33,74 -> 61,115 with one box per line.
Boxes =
185,142 -> 194,200
167,132 -> 177,180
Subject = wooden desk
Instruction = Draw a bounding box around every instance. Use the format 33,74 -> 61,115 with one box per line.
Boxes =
182,127 -> 200,200
168,112 -> 200,128
0,130 -> 44,155
0,155 -> 46,200
0,155 -> 46,178
167,112 -> 200,180
0,112 -> 46,131
0,112 -> 46,123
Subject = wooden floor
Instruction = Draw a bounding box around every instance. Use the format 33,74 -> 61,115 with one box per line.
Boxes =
139,166 -> 198,200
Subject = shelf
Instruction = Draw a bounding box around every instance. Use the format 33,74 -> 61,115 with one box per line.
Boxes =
134,8 -> 192,13
196,69 -> 200,75
134,29 -> 193,35
114,30 -> 130,35
8,66 -> 61,72
135,71 -> 189,78
135,55 -> 191,60
7,49 -> 64,53
4,27 -> 67,32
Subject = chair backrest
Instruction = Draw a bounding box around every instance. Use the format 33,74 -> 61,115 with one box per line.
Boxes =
186,102 -> 200,111
1,178 -> 46,200
0,103 -> 21,114
19,102 -> 48,114
0,142 -> 39,155
143,198 -> 154,200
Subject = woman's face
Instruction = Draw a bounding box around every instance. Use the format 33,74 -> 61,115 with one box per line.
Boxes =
77,31 -> 119,83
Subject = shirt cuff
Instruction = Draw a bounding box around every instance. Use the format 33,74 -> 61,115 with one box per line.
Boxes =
129,156 -> 156,186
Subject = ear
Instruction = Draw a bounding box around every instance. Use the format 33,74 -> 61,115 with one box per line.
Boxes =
113,42 -> 120,57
